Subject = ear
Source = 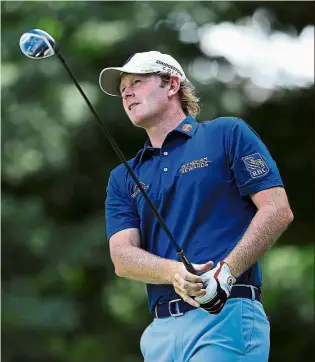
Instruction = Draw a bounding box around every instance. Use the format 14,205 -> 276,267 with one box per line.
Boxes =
168,76 -> 181,97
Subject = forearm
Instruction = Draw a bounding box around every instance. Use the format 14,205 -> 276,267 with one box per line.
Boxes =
224,205 -> 293,277
111,245 -> 180,284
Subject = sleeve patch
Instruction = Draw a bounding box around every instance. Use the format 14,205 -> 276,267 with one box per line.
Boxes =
242,152 -> 269,178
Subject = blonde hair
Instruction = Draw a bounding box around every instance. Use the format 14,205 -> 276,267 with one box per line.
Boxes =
158,74 -> 201,119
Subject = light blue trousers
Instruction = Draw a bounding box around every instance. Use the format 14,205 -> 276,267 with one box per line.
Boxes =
140,298 -> 270,362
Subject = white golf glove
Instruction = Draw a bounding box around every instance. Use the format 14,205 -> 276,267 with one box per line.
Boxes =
195,261 -> 236,314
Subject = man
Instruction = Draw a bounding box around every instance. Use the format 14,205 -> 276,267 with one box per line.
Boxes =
99,51 -> 293,361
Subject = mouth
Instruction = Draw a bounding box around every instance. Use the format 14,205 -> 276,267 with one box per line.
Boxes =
128,103 -> 140,111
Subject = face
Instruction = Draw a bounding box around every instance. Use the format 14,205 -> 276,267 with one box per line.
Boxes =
119,74 -> 169,127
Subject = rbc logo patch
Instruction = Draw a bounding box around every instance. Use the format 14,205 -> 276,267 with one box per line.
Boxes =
242,153 -> 269,178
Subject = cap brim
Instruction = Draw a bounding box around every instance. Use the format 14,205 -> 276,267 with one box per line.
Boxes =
99,66 -> 155,97
99,67 -> 126,97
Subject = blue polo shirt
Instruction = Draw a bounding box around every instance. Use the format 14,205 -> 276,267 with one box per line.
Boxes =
105,116 -> 284,313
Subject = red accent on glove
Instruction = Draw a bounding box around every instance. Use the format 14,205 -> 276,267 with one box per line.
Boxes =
214,261 -> 225,279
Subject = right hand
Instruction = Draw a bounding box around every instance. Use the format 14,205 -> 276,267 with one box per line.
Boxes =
172,260 -> 213,307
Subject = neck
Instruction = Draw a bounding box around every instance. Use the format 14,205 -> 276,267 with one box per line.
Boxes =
145,108 -> 187,148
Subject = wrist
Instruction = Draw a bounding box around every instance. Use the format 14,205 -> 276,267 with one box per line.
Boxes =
222,259 -> 239,278
167,259 -> 182,284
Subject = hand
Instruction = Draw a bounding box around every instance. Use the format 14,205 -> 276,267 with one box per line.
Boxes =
172,260 -> 213,307
195,261 -> 236,314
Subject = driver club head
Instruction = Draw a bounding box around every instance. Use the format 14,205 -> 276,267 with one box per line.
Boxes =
19,29 -> 56,59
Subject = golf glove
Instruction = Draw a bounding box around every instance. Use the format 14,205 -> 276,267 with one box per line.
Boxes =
195,261 -> 236,314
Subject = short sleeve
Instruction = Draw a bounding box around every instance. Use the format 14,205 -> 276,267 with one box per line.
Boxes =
227,118 -> 284,196
105,168 -> 140,240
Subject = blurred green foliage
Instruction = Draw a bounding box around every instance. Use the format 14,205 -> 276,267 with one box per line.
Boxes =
2,1 -> 314,362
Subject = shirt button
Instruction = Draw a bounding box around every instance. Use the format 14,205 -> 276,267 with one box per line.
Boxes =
163,167 -> 168,172
163,151 -> 168,156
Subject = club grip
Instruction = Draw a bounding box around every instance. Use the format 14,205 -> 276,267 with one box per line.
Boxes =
177,250 -> 207,289
178,250 -> 197,275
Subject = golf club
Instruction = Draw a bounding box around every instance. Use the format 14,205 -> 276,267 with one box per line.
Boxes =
19,29 -> 198,276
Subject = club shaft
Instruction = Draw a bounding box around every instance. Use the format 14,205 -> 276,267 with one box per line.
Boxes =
55,50 -> 197,275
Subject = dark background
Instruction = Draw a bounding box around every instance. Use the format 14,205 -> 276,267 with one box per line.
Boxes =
2,1 -> 314,361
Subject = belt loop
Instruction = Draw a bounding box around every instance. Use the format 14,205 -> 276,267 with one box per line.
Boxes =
249,285 -> 255,301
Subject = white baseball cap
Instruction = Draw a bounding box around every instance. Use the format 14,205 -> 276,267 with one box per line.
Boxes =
99,51 -> 186,97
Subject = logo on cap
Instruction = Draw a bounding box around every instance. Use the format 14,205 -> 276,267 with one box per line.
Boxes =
156,60 -> 183,77
181,124 -> 192,132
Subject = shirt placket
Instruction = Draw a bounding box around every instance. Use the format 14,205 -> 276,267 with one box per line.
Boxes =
160,148 -> 174,187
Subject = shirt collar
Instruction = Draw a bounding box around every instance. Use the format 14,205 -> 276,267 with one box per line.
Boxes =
137,140 -> 157,163
137,116 -> 199,163
173,115 -> 199,138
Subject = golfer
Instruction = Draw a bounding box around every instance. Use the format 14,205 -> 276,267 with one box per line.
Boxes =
100,51 -> 293,361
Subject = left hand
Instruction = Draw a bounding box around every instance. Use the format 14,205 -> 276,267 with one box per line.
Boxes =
195,261 -> 236,314
173,260 -> 214,308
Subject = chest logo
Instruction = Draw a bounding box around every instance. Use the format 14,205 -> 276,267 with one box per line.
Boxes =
242,153 -> 269,178
131,182 -> 150,198
181,124 -> 193,132
179,157 -> 210,174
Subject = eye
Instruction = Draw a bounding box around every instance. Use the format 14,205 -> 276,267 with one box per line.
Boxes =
133,79 -> 141,86
120,87 -> 125,94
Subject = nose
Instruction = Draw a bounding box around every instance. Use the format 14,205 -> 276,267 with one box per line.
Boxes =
122,86 -> 134,99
